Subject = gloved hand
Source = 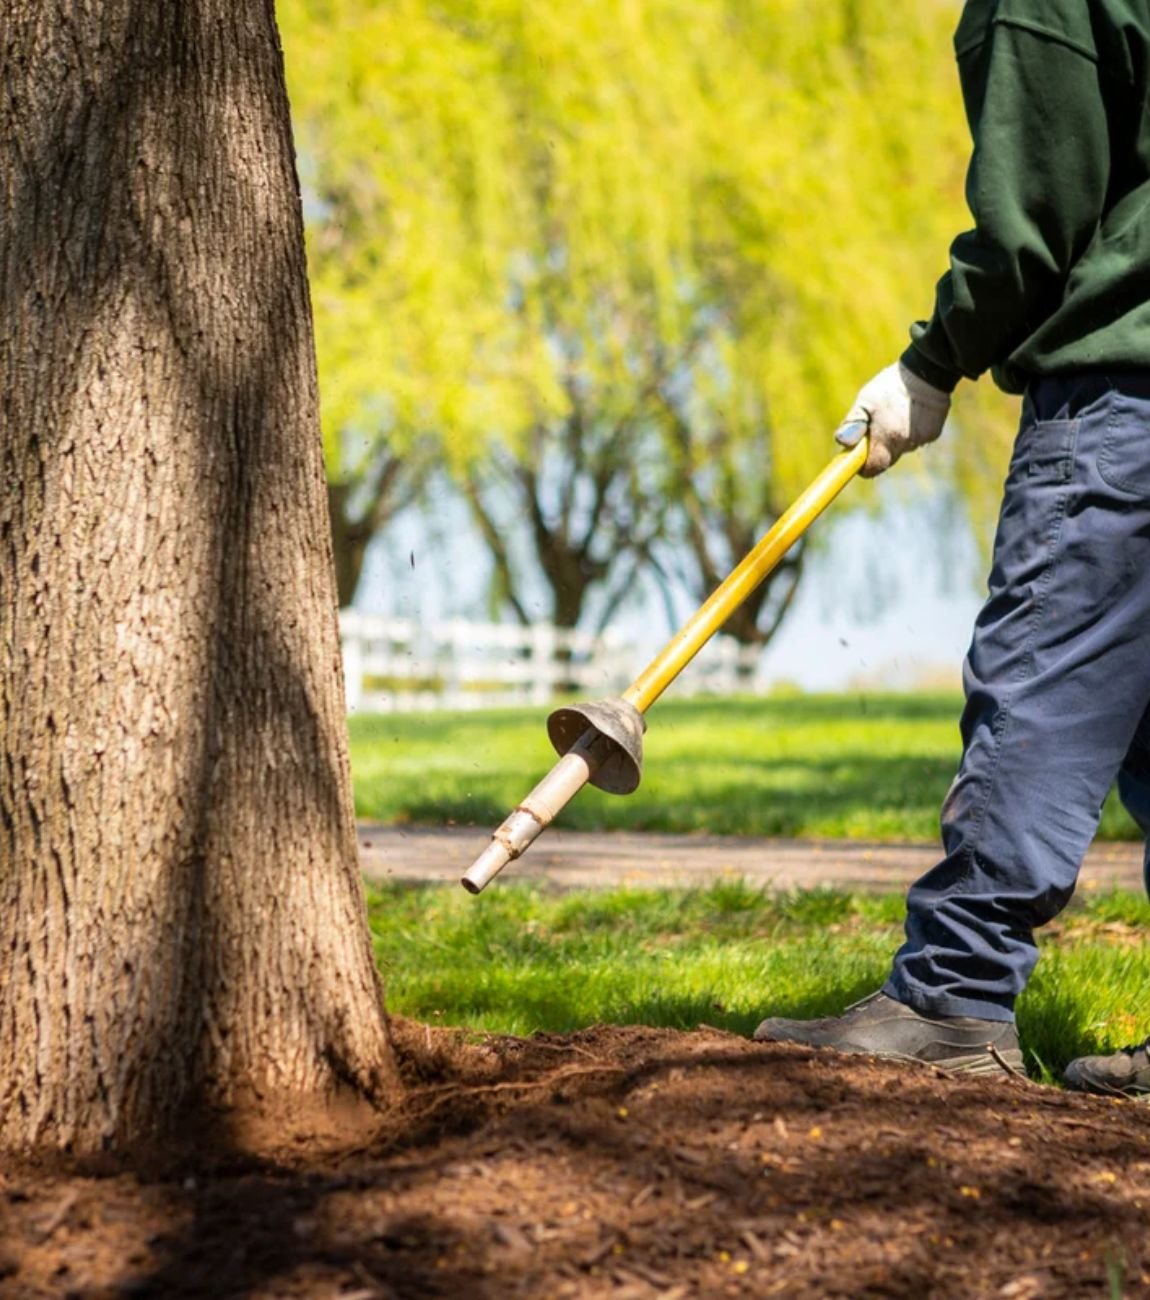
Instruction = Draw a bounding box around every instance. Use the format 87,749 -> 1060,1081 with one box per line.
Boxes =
835,361 -> 951,478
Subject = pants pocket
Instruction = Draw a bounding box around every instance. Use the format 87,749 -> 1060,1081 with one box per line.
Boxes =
1022,417 -> 1078,483
990,418 -> 1078,590
1098,392 -> 1150,496
978,416 -> 1080,686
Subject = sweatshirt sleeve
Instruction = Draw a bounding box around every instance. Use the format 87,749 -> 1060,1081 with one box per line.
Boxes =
903,20 -> 1111,392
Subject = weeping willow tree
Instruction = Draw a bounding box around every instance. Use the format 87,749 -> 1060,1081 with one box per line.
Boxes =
281,0 -> 1014,624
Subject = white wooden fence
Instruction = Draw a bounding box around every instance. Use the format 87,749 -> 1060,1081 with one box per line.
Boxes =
339,612 -> 765,712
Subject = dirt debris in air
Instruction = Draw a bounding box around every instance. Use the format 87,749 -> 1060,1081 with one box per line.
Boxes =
2,1019 -> 1150,1298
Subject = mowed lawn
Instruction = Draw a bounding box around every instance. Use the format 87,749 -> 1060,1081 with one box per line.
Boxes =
349,692 -> 1140,841
356,693 -> 1149,1082
367,879 -> 1150,1082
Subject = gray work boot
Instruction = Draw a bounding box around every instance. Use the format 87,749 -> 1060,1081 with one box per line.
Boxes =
1064,1038 -> 1150,1097
753,992 -> 1024,1076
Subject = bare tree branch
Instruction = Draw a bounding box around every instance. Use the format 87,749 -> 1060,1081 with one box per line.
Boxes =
463,472 -> 531,625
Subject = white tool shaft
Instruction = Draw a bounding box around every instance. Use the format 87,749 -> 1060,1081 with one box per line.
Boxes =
461,741 -> 598,894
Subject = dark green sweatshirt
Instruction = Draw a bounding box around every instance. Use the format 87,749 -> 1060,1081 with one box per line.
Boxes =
903,0 -> 1150,395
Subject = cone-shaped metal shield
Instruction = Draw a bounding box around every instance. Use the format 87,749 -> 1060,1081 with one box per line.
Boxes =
546,696 -> 646,795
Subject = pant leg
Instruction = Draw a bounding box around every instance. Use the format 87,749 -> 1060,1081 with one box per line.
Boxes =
885,372 -> 1150,1022
1116,701 -> 1150,897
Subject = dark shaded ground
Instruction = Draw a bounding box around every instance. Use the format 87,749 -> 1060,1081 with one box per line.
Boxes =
3,1020 -> 1150,1298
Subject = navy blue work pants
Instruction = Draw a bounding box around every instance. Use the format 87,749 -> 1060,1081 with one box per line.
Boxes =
885,373 -> 1150,1022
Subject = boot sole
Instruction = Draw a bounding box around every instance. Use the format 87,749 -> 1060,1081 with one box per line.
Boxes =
905,1047 -> 1025,1077
1063,1073 -> 1150,1098
764,1039 -> 1026,1077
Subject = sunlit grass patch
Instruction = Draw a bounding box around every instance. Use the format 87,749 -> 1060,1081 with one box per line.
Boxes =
349,694 -> 1141,842
367,880 -> 1150,1083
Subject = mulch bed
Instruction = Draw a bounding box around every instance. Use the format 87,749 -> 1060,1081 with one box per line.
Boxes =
3,1019 -> 1149,1298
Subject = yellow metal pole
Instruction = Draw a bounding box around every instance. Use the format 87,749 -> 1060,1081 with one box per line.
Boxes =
460,435 -> 868,893
622,438 -> 868,715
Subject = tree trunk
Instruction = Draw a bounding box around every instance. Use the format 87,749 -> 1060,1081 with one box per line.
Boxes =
0,0 -> 398,1154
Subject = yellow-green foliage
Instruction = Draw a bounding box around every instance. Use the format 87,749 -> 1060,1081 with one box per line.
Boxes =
281,0 -> 1007,506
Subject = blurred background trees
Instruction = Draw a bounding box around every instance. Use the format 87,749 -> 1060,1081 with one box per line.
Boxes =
279,0 -> 1014,640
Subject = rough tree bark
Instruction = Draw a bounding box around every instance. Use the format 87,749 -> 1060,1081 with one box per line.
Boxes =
0,1 -> 398,1153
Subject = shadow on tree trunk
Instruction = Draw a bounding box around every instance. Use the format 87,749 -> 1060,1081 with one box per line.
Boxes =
1,0 -> 398,1158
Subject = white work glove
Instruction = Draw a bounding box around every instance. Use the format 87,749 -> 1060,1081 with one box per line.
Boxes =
835,361 -> 951,478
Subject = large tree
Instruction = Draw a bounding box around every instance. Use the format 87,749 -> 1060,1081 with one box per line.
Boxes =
0,0 -> 397,1154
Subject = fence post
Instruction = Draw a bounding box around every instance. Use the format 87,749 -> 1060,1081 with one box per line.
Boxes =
530,623 -> 555,706
341,611 -> 365,713
336,614 -> 773,712
442,620 -> 466,710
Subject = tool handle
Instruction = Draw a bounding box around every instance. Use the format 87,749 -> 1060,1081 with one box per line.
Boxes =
623,439 -> 867,714
462,731 -> 609,893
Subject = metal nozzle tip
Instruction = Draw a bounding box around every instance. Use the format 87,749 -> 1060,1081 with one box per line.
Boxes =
461,838 -> 515,894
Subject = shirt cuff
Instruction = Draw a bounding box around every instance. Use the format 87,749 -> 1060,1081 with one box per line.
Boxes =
900,343 -> 963,395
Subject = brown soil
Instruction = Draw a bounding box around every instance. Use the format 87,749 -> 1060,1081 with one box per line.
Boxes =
3,1019 -> 1149,1299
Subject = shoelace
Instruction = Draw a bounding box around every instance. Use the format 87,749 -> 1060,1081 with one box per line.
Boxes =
842,991 -> 885,1013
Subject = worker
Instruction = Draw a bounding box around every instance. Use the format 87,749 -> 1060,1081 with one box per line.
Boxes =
755,0 -> 1150,1097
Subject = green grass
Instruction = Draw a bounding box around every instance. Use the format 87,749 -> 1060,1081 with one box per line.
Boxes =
368,880 -> 1150,1080
357,692 -> 1147,1078
350,693 -> 1140,841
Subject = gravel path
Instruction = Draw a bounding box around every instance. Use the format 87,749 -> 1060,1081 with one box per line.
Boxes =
358,823 -> 1145,894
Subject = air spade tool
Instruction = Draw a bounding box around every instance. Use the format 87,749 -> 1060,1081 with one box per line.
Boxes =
461,431 -> 870,894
